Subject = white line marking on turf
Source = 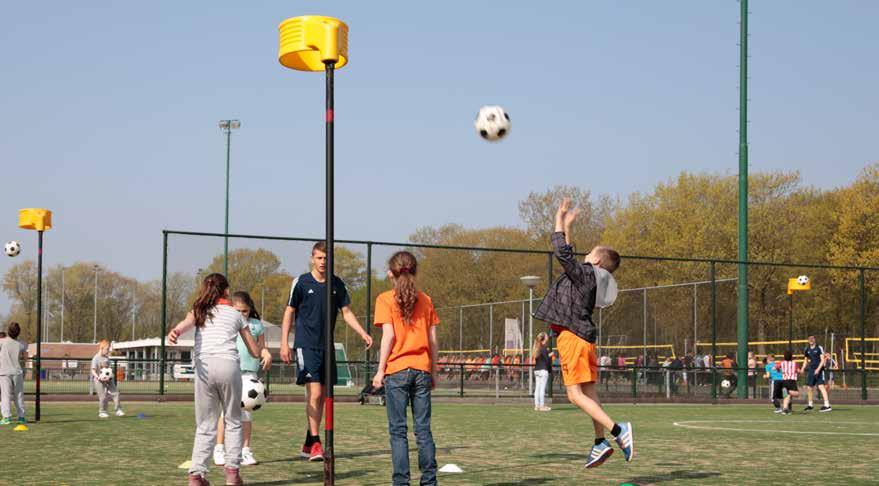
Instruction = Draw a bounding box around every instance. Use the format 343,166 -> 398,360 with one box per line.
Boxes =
673,420 -> 879,437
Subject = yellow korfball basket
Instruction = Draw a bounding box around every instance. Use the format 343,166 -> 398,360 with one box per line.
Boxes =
278,15 -> 348,72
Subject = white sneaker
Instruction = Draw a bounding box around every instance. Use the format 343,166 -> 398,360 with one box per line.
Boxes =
241,448 -> 258,466
213,445 -> 226,466
115,410 -> 125,417
99,412 -> 109,419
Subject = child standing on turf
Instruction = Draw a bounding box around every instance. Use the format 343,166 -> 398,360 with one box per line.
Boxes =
776,350 -> 800,415
91,339 -> 124,419
169,273 -> 270,486
214,291 -> 272,467
371,251 -> 440,486
532,332 -> 554,412
533,197 -> 633,468
763,354 -> 783,413
0,322 -> 27,424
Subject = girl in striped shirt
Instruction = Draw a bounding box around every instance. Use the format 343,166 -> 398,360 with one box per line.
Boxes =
168,273 -> 270,486
775,350 -> 800,415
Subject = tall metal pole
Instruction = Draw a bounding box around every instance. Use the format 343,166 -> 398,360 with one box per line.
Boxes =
736,0 -> 750,399
93,265 -> 98,343
459,307 -> 463,351
693,284 -> 697,356
131,284 -> 137,340
60,267 -> 64,342
323,59 -> 336,485
365,242 -> 373,365
642,289 -> 647,363
35,231 -> 44,421
711,262 -> 718,401
528,287 -> 534,395
788,293 -> 793,349
859,269 -> 867,401
224,126 -> 231,278
489,304 -> 493,354
160,231 -> 168,396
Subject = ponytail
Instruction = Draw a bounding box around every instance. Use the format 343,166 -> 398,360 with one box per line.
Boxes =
193,273 -> 230,327
388,251 -> 418,323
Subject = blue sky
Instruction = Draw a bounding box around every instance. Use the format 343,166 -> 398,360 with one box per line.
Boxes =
2,1 -> 877,314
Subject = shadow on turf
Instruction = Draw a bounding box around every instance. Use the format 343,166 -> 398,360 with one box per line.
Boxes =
245,468 -> 374,485
260,445 -> 472,464
625,470 -> 721,484
482,477 -> 560,486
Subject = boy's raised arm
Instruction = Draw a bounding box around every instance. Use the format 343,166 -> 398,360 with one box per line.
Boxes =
552,197 -> 587,285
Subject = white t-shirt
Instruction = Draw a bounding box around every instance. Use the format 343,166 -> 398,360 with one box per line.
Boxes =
194,305 -> 246,362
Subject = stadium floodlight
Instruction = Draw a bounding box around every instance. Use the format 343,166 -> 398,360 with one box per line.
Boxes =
218,119 -> 241,277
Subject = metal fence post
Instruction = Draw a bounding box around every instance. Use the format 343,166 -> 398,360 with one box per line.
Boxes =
160,231 -> 168,396
860,269 -> 867,401
632,366 -> 637,403
711,261 -> 718,402
365,242 -> 373,377
547,252 -> 554,400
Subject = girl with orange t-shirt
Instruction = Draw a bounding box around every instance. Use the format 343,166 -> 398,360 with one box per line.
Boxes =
371,251 -> 440,486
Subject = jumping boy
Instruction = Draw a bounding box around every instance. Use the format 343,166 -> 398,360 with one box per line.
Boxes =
280,241 -> 373,461
533,198 -> 632,468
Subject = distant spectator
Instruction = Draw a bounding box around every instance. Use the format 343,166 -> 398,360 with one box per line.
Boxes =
532,332 -> 554,412
599,354 -> 612,385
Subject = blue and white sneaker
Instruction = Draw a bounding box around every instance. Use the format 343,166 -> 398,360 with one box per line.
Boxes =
613,422 -> 635,462
585,439 -> 614,468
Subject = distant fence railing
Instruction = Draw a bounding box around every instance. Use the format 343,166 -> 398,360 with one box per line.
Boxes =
24,358 -> 876,402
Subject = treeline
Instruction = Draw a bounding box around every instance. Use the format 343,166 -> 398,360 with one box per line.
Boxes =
3,165 -> 878,359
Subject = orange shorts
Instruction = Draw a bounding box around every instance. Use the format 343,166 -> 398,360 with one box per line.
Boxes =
556,330 -> 598,386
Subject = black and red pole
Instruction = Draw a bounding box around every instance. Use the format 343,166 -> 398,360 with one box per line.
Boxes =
323,59 -> 336,485
35,230 -> 44,422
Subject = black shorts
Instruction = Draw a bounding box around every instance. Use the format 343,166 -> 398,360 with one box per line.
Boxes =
771,380 -> 784,400
780,379 -> 798,393
295,347 -> 336,386
806,369 -> 825,387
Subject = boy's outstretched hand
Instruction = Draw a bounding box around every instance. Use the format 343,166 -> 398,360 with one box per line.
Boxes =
555,197 -> 580,234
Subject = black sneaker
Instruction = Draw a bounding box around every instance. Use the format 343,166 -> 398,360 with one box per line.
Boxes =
804,405 -> 814,412
782,409 -> 791,415
820,405 -> 832,412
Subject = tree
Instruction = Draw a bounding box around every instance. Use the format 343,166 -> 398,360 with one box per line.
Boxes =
3,261 -> 37,340
518,185 -> 617,251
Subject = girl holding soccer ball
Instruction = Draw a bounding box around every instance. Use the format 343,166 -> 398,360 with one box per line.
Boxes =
90,340 -> 123,419
214,291 -> 272,467
168,274 -> 270,486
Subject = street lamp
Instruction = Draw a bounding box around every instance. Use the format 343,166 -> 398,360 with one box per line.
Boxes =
787,276 -> 812,349
93,264 -> 99,343
278,15 -> 348,484
520,275 -> 541,395
218,119 -> 240,278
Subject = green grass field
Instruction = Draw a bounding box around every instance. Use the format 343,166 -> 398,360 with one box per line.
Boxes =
3,401 -> 877,485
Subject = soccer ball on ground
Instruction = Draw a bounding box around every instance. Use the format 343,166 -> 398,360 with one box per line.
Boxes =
721,379 -> 732,389
474,105 -> 511,142
241,377 -> 267,412
4,241 -> 21,257
796,275 -> 809,286
99,367 -> 113,381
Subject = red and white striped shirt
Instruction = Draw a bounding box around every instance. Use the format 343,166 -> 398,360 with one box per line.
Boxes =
776,360 -> 798,380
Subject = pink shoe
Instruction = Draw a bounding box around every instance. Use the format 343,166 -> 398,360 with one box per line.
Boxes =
188,473 -> 211,486
224,467 -> 243,486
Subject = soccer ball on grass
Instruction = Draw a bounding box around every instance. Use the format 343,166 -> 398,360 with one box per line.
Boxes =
241,376 -> 267,412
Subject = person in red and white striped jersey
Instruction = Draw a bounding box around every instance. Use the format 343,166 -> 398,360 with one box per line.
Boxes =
774,350 -> 801,415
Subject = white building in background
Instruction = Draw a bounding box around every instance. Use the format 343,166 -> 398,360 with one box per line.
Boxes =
112,321 -> 292,378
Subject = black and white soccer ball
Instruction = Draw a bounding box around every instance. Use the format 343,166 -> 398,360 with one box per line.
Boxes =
4,241 -> 21,257
99,367 -> 113,381
241,376 -> 267,411
474,105 -> 511,142
796,275 -> 809,286
721,379 -> 732,389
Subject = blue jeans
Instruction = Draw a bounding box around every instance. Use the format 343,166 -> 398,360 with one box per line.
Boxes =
384,368 -> 437,486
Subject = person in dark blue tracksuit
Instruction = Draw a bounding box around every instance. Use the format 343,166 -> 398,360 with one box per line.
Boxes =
801,335 -> 831,412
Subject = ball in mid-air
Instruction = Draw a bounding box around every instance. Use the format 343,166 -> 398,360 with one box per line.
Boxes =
241,376 -> 267,411
99,367 -> 113,381
4,241 -> 21,257
721,379 -> 731,389
796,275 -> 809,286
474,105 -> 511,142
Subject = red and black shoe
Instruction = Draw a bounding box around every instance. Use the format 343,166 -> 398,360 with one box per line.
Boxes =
308,442 -> 325,462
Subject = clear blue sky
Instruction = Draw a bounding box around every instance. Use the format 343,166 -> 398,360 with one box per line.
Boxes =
2,1 -> 877,314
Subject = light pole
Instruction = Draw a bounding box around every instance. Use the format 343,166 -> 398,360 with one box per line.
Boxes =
60,267 -> 64,342
218,119 -> 240,278
93,264 -> 99,343
131,282 -> 137,340
520,275 -> 541,395
278,15 -> 348,484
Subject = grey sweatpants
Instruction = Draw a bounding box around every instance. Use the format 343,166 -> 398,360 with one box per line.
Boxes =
0,374 -> 25,419
189,357 -> 243,475
96,379 -> 121,412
